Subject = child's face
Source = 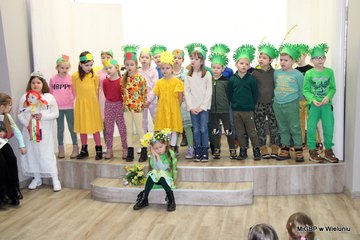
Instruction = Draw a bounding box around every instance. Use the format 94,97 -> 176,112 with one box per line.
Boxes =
124,59 -> 137,75
190,55 -> 203,70
105,64 -> 119,78
258,53 -> 271,68
80,61 -> 94,73
173,55 -> 184,67
153,54 -> 161,66
160,63 -> 173,78
139,53 -> 151,67
101,53 -> 113,65
235,58 -> 250,74
152,141 -> 166,155
211,63 -> 224,78
280,54 -> 294,71
57,62 -> 70,75
0,102 -> 12,114
30,77 -> 44,93
311,56 -> 326,68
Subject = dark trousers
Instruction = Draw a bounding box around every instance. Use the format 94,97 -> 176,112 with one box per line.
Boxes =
0,143 -> 20,198
209,112 -> 235,149
233,111 -> 259,148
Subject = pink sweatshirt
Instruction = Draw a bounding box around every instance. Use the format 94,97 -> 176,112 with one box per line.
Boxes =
49,74 -> 75,109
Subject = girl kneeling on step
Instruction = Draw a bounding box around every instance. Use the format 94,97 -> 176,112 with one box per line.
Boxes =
133,129 -> 178,211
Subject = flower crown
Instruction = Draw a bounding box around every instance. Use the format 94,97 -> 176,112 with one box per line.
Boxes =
140,128 -> 171,147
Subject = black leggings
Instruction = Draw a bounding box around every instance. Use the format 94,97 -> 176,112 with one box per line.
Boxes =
144,176 -> 171,196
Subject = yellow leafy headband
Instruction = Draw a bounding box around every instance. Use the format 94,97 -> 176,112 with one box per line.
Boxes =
160,51 -> 174,66
140,128 -> 171,147
103,59 -> 119,67
79,53 -> 93,62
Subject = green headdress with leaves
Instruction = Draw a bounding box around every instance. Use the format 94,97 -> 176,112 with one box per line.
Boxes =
150,45 -> 167,56
295,44 -> 310,55
122,44 -> 139,61
209,53 -> 229,67
103,59 -> 119,67
101,49 -> 114,57
233,44 -> 256,63
279,43 -> 301,61
185,43 -> 208,59
309,43 -> 329,58
210,43 -> 230,55
258,43 -> 279,59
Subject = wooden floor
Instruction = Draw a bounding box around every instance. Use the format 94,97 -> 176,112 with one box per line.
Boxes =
1,188 -> 359,240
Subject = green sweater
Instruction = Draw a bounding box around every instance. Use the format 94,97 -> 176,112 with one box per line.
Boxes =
228,72 -> 258,111
303,67 -> 336,104
210,75 -> 230,113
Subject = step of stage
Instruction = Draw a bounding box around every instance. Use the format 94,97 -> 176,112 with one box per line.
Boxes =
91,177 -> 253,206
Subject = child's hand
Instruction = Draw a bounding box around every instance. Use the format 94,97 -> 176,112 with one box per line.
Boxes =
20,147 -> 27,155
144,101 -> 150,108
312,100 -> 321,107
33,113 -> 42,120
191,109 -> 198,115
0,131 -> 5,138
320,96 -> 329,106
150,146 -> 160,160
195,107 -> 203,113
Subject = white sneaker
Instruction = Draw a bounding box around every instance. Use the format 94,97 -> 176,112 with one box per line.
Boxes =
28,178 -> 42,190
53,179 -> 62,192
137,148 -> 141,154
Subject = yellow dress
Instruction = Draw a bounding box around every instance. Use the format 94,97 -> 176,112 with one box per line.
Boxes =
153,77 -> 184,133
72,72 -> 104,133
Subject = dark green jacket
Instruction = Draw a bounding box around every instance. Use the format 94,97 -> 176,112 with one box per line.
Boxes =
228,72 -> 258,111
210,75 -> 230,113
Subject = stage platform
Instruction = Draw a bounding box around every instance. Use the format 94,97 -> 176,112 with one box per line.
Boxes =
57,141 -> 345,206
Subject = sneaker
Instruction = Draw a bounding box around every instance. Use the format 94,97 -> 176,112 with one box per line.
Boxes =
324,149 -> 339,163
104,149 -> 113,159
316,142 -> 324,154
236,147 -> 247,160
260,146 -> 270,159
53,179 -> 62,192
277,146 -> 290,161
28,178 -> 42,190
295,148 -> 304,162
137,148 -> 141,154
229,149 -> 237,159
253,147 -> 262,161
270,145 -> 279,158
185,146 -> 194,159
213,148 -> 221,159
309,149 -> 325,163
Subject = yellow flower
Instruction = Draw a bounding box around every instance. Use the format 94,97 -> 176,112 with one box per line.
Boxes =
137,171 -> 144,177
163,128 -> 171,135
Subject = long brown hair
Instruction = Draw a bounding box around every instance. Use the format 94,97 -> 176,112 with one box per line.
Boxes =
286,212 -> 315,240
78,51 -> 94,80
26,75 -> 50,93
187,51 -> 207,78
0,93 -> 13,136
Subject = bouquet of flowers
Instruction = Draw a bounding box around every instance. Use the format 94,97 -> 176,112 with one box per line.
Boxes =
122,163 -> 146,186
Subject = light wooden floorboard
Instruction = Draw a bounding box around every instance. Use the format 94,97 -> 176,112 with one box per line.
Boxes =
0,188 -> 359,240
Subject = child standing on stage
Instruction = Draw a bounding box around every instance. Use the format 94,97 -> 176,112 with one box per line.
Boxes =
229,45 -> 261,160
49,55 -> 78,159
138,48 -> 158,133
0,93 -> 26,205
303,43 -> 339,163
134,129 -> 177,211
252,44 -> 280,159
150,45 -> 167,79
153,51 -> 184,153
273,44 -> 304,162
102,59 -> 127,159
122,45 -> 147,162
18,72 -> 61,191
72,51 -> 104,160
208,44 -> 237,160
173,49 -> 194,159
184,43 -> 212,162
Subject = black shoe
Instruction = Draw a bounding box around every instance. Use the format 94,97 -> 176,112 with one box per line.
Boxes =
213,148 -> 221,159
236,147 -> 248,160
180,132 -> 188,146
133,190 -> 149,210
77,145 -> 89,159
95,145 -> 103,160
230,149 -> 237,159
126,147 -> 134,162
253,147 -> 262,161
166,191 -> 176,212
15,187 -> 23,200
210,143 -> 215,156
138,147 -> 148,162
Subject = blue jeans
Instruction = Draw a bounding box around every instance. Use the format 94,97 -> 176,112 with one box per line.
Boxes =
190,110 -> 209,147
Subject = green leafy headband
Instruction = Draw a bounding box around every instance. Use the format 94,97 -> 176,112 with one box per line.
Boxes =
122,44 -> 139,61
279,43 -> 301,61
172,49 -> 184,58
56,54 -> 69,65
209,53 -> 228,67
233,44 -> 256,62
258,43 -> 279,59
103,59 -> 119,67
140,128 -> 171,147
79,53 -> 93,62
185,43 -> 208,59
210,43 -> 230,55
150,45 -> 167,56
101,49 -> 114,57
295,44 -> 310,55
309,43 -> 329,58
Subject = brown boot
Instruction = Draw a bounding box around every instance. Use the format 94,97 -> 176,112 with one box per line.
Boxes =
260,146 -> 270,159
270,145 -> 279,158
324,149 -> 339,163
277,146 -> 290,161
58,145 -> 65,158
295,147 -> 304,162
70,145 -> 78,159
309,149 -> 325,163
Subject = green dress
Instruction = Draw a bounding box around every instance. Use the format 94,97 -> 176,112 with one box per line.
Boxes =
147,149 -> 177,189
